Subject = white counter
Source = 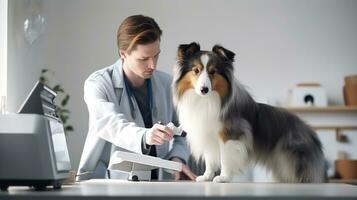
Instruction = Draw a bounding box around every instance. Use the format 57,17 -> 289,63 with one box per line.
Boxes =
1,179 -> 357,200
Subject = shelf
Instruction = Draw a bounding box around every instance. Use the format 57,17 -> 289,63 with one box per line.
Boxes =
329,179 -> 357,185
312,126 -> 357,130
283,106 -> 357,133
286,106 -> 357,113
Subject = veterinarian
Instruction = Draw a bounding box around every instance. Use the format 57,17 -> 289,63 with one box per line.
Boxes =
77,15 -> 196,181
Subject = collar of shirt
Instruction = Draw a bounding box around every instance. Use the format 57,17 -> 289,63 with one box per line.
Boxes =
112,59 -> 124,89
113,59 -> 155,119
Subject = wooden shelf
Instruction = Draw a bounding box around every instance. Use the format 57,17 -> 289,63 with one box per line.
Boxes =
286,106 -> 357,113
329,179 -> 357,185
312,126 -> 357,130
284,106 -> 357,132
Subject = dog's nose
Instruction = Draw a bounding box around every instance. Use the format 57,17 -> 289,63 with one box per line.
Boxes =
200,87 -> 209,94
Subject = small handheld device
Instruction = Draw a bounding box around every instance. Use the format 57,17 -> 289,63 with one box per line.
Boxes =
157,121 -> 186,137
166,122 -> 186,137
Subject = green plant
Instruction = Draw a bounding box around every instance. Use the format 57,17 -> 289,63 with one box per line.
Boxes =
39,69 -> 74,134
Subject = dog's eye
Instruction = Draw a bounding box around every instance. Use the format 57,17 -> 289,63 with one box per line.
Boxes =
209,69 -> 216,75
193,68 -> 200,74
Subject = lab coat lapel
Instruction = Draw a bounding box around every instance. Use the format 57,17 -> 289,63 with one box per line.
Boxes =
150,73 -> 167,159
113,59 -> 145,127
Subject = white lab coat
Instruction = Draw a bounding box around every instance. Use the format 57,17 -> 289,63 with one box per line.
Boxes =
77,59 -> 189,181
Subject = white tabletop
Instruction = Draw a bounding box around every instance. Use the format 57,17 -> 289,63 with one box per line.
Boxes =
1,179 -> 357,200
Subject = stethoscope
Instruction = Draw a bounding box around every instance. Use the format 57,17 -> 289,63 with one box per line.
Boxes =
123,73 -> 155,120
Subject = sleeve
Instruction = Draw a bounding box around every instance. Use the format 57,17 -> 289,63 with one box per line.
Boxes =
141,133 -> 151,154
84,78 -> 148,154
166,136 -> 189,164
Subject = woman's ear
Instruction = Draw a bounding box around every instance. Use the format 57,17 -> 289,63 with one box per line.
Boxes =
119,50 -> 127,59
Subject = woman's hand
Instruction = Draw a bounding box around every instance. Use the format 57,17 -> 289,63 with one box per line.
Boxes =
146,123 -> 173,145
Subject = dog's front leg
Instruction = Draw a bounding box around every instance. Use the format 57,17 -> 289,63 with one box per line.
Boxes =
213,140 -> 234,183
196,154 -> 219,182
213,140 -> 249,183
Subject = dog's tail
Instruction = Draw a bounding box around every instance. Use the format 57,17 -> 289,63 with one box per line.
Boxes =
292,144 -> 327,183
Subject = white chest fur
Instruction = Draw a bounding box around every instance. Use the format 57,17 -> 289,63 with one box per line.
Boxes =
177,89 -> 222,160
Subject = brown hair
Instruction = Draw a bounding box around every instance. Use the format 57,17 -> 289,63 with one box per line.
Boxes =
117,15 -> 162,55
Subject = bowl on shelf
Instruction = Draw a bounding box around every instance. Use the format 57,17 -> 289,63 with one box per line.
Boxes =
335,159 -> 357,179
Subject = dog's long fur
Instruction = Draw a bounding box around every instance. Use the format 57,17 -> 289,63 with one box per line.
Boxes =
172,42 -> 326,183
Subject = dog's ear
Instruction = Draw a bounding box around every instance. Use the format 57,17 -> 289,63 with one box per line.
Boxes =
177,42 -> 201,63
212,45 -> 235,63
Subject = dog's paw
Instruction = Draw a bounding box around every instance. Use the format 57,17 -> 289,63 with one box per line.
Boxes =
213,175 -> 232,183
196,175 -> 214,182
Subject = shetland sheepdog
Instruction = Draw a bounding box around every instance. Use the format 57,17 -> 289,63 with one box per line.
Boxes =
172,42 -> 326,183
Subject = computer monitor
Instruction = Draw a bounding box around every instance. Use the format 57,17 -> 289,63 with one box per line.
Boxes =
17,81 -> 58,118
0,81 -> 71,191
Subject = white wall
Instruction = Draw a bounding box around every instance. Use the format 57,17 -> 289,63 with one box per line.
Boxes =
7,0 -> 48,112
0,0 -> 7,98
7,0 -> 357,171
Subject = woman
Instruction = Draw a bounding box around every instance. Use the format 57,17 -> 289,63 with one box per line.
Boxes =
77,15 -> 196,181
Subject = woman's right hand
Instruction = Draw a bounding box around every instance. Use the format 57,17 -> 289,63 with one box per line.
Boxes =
145,123 -> 174,145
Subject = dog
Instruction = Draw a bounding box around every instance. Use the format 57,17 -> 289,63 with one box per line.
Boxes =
172,42 -> 326,183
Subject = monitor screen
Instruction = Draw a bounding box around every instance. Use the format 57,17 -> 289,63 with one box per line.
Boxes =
49,119 -> 71,172
17,81 -> 57,118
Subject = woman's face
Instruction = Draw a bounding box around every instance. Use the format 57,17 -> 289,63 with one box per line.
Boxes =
121,40 -> 161,79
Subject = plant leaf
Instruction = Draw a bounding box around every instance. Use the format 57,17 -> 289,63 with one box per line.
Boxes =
56,107 -> 62,112
61,95 -> 70,106
53,85 -> 60,91
60,109 -> 70,114
65,126 -> 74,132
39,76 -> 47,84
60,114 -> 69,124
53,85 -> 64,93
